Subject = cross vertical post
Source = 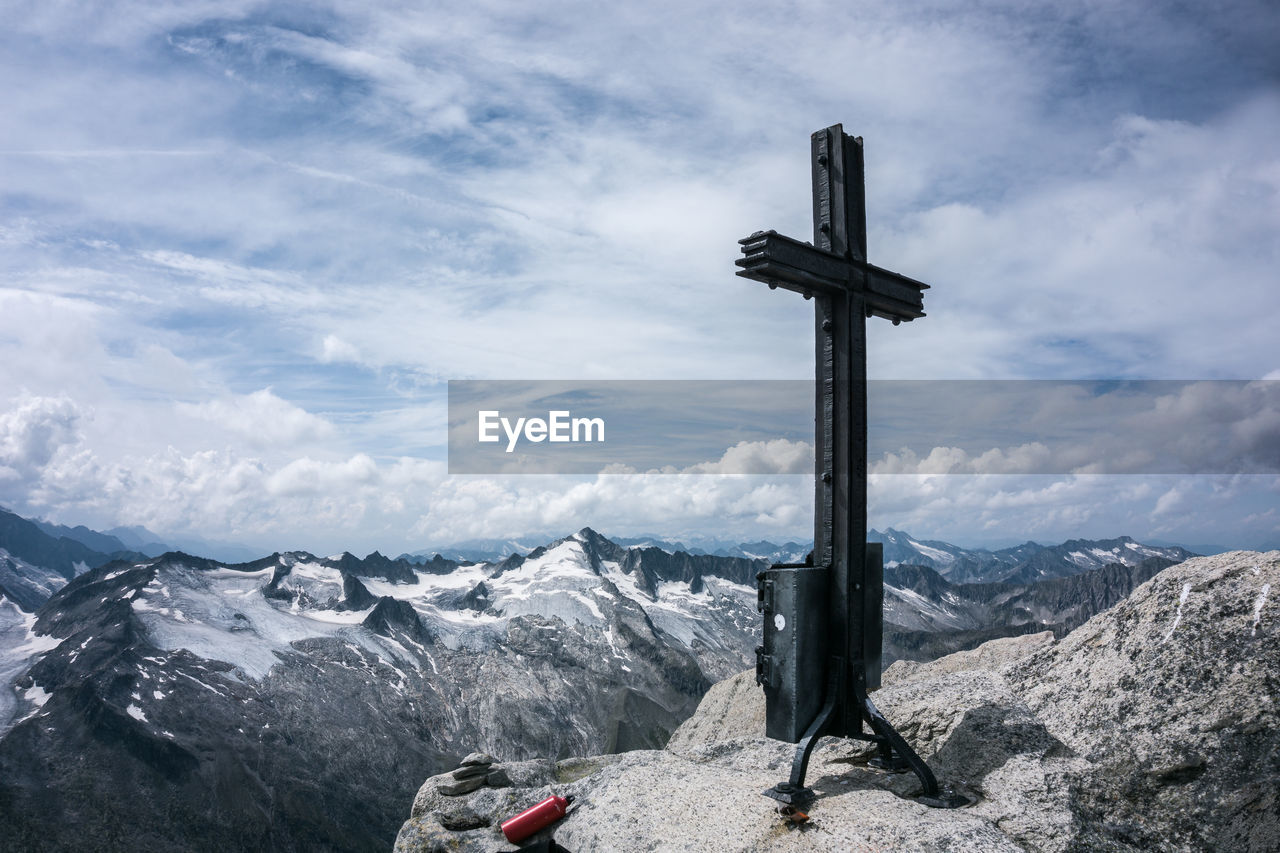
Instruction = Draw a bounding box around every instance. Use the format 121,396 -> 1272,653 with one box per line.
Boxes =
812,126 -> 870,741
738,125 -> 959,808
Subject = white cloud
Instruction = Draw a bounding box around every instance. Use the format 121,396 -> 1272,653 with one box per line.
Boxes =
266,453 -> 378,496
320,334 -> 361,364
872,444 -> 1055,475
2,388 -> 1277,554
613,439 -> 814,476
1153,483 -> 1189,516
0,395 -> 85,486
177,389 -> 335,447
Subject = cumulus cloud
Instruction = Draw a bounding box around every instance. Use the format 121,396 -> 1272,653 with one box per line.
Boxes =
679,439 -> 813,475
0,393 -> 812,550
409,469 -> 813,545
266,453 -> 378,496
177,389 -> 335,447
872,443 -> 1055,475
0,415 -> 439,551
0,395 -> 84,486
2,389 -> 1277,555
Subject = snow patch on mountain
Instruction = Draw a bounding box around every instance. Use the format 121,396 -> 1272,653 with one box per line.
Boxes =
0,549 -> 68,612
906,538 -> 957,565
130,559 -> 396,678
881,580 -> 991,633
1,594 -> 63,733
51,534 -> 756,692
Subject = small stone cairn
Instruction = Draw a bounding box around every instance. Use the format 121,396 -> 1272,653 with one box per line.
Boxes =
437,753 -> 514,797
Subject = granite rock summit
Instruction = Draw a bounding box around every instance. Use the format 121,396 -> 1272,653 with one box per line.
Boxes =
396,550 -> 1278,852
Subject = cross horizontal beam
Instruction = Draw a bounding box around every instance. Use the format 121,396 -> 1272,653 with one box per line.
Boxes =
735,230 -> 928,322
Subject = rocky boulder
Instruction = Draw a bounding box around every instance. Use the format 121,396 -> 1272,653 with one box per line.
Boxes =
1004,550 -> 1278,850
395,551 -> 1278,852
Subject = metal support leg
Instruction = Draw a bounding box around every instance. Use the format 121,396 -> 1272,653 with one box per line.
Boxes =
856,684 -> 968,808
858,688 -> 938,796
867,735 -> 910,772
761,664 -> 969,809
763,664 -> 842,804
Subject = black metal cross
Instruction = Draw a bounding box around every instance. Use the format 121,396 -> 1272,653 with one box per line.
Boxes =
737,125 -> 959,807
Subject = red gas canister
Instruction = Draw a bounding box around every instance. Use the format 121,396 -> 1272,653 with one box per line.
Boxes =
500,794 -> 574,844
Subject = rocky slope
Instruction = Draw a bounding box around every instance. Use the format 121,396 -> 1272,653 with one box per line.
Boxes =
881,554 -> 1181,658
0,508 -> 141,611
395,550 -> 1278,852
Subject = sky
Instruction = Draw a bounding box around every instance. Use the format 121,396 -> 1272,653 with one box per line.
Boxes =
1,0 -> 1278,557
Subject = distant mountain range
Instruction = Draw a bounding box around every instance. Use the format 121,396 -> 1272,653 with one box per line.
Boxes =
404,527 -> 1195,586
398,534 -> 813,565
12,511 -> 263,564
871,527 -> 1197,584
0,508 -> 1200,850
14,505 -> 1200,588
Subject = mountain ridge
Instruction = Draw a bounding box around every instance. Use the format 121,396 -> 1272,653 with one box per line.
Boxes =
2,505 -> 1199,615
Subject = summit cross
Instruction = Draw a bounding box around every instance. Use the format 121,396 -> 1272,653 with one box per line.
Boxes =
736,124 -> 960,807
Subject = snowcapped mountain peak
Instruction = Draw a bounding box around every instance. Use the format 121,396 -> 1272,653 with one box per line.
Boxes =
12,531 -> 759,689
0,533 -> 762,838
